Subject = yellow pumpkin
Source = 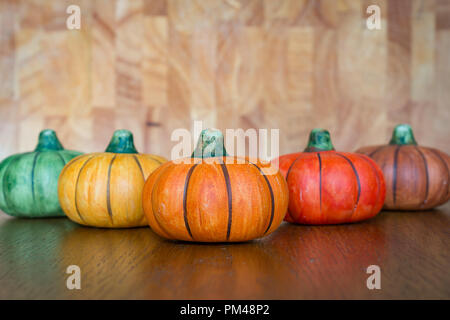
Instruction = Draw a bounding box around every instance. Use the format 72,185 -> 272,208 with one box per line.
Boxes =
58,130 -> 166,228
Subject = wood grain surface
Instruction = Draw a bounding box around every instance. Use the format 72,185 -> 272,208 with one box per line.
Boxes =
0,203 -> 448,299
0,0 -> 449,162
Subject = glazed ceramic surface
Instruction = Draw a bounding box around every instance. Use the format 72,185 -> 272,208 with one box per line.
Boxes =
0,130 -> 82,218
276,129 -> 386,224
58,130 -> 166,228
143,129 -> 289,242
356,124 -> 449,210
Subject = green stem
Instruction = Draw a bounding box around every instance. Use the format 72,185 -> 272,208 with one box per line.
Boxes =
34,129 -> 64,152
191,128 -> 228,158
389,124 -> 417,145
105,130 -> 139,154
304,128 -> 335,152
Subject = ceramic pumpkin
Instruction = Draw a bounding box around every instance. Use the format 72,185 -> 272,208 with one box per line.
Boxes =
356,124 -> 449,210
58,130 -> 166,228
142,128 -> 289,242
276,129 -> 386,225
0,129 -> 82,218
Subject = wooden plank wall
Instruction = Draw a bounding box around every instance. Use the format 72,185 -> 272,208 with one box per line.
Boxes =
0,0 -> 449,161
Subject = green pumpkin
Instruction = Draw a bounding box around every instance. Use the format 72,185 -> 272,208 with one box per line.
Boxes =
0,129 -> 83,218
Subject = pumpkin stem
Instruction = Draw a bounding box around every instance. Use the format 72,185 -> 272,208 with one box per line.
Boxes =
34,129 -> 64,152
191,128 -> 229,158
105,130 -> 139,154
304,128 -> 335,152
389,124 -> 418,145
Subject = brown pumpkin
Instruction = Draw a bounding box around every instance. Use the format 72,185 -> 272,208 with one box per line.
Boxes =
142,129 -> 289,242
356,124 -> 449,210
58,130 -> 166,228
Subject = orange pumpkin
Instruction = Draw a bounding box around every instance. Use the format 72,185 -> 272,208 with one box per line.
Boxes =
142,129 -> 289,242
356,124 -> 450,210
58,130 -> 166,228
275,129 -> 386,225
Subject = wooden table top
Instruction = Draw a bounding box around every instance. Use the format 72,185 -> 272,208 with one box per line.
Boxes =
0,204 -> 449,300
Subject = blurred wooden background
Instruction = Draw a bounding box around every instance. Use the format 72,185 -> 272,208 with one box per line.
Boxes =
0,0 -> 449,161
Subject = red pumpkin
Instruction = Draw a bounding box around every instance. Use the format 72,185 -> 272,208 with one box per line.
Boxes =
275,129 -> 386,224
